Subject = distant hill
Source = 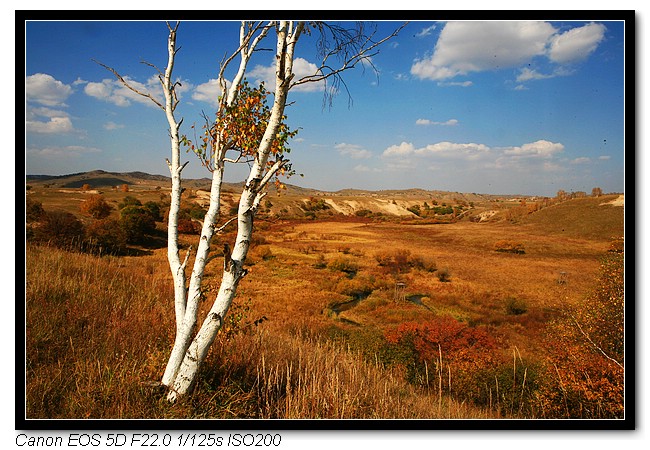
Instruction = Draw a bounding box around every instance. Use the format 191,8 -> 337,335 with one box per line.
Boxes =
25,169 -> 528,218
521,194 -> 624,240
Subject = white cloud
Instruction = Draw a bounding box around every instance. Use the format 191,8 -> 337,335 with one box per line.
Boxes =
84,76 -> 163,107
502,140 -> 564,157
416,118 -> 459,126
192,79 -> 224,107
26,106 -> 75,134
336,143 -> 372,159
414,142 -> 490,160
26,73 -> 73,107
411,21 -> 606,83
548,22 -> 606,64
103,121 -> 124,130
248,58 -> 325,93
26,116 -> 74,134
383,142 -> 416,157
437,80 -> 473,87
598,155 -> 611,160
28,145 -> 101,158
516,67 -> 553,82
353,164 -> 382,173
571,157 -> 591,164
411,21 -> 556,81
415,24 -> 437,38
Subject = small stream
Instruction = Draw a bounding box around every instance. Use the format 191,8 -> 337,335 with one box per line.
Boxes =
323,292 -> 433,325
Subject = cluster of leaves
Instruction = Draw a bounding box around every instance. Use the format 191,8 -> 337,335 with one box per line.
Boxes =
80,194 -> 112,219
117,196 -> 160,245
384,317 -> 499,399
182,81 -> 299,192
538,252 -> 624,418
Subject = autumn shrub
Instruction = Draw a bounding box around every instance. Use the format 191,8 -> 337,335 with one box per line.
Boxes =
384,316 -> 501,404
118,195 -> 141,210
375,249 -> 436,274
334,275 -> 375,298
436,267 -> 451,282
494,240 -> 525,254
119,205 -> 157,244
80,194 -> 112,219
33,210 -> 85,249
176,218 -> 201,235
409,254 -> 437,272
327,256 -> 359,277
26,197 -> 45,222
85,218 -> 128,255
505,297 -> 528,315
142,201 -> 163,222
538,252 -> 624,418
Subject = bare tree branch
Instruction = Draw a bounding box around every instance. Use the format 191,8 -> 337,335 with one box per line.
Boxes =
91,59 -> 165,110
291,21 -> 408,108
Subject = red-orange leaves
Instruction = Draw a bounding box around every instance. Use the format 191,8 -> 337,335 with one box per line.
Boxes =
182,81 -> 298,175
385,316 -> 497,367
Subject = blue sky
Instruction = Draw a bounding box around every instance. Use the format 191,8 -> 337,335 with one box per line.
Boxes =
24,17 -> 627,196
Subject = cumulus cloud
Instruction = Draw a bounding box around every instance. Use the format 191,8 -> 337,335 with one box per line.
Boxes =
26,116 -> 74,134
416,118 -> 459,126
411,21 -> 606,83
336,143 -> 372,159
28,145 -> 101,158
248,58 -> 325,93
382,139 -> 566,175
411,21 -> 556,80
192,79 -> 224,107
383,142 -> 416,157
84,75 -> 164,107
548,22 -> 606,64
501,140 -> 564,157
414,142 -> 490,159
26,105 -> 75,134
26,73 -> 73,107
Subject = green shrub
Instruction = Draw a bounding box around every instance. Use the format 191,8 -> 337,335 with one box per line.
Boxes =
120,206 -> 157,244
118,195 -> 141,210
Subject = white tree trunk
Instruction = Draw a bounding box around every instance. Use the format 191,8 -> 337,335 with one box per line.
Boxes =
166,21 -> 303,401
97,20 -> 401,403
162,21 -> 275,394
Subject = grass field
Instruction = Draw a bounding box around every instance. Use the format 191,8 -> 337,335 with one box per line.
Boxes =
23,183 -> 625,419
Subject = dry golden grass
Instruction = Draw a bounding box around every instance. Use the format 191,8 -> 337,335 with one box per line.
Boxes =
23,186 -> 624,419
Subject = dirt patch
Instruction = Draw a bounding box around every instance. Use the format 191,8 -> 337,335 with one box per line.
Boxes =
601,194 -> 624,207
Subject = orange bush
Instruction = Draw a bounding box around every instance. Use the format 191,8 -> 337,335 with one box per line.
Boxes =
538,253 -> 624,418
80,194 -> 112,219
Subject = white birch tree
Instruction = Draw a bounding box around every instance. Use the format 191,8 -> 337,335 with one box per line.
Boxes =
98,20 -> 404,402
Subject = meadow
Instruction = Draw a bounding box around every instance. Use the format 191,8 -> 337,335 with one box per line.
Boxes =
24,181 -> 625,420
